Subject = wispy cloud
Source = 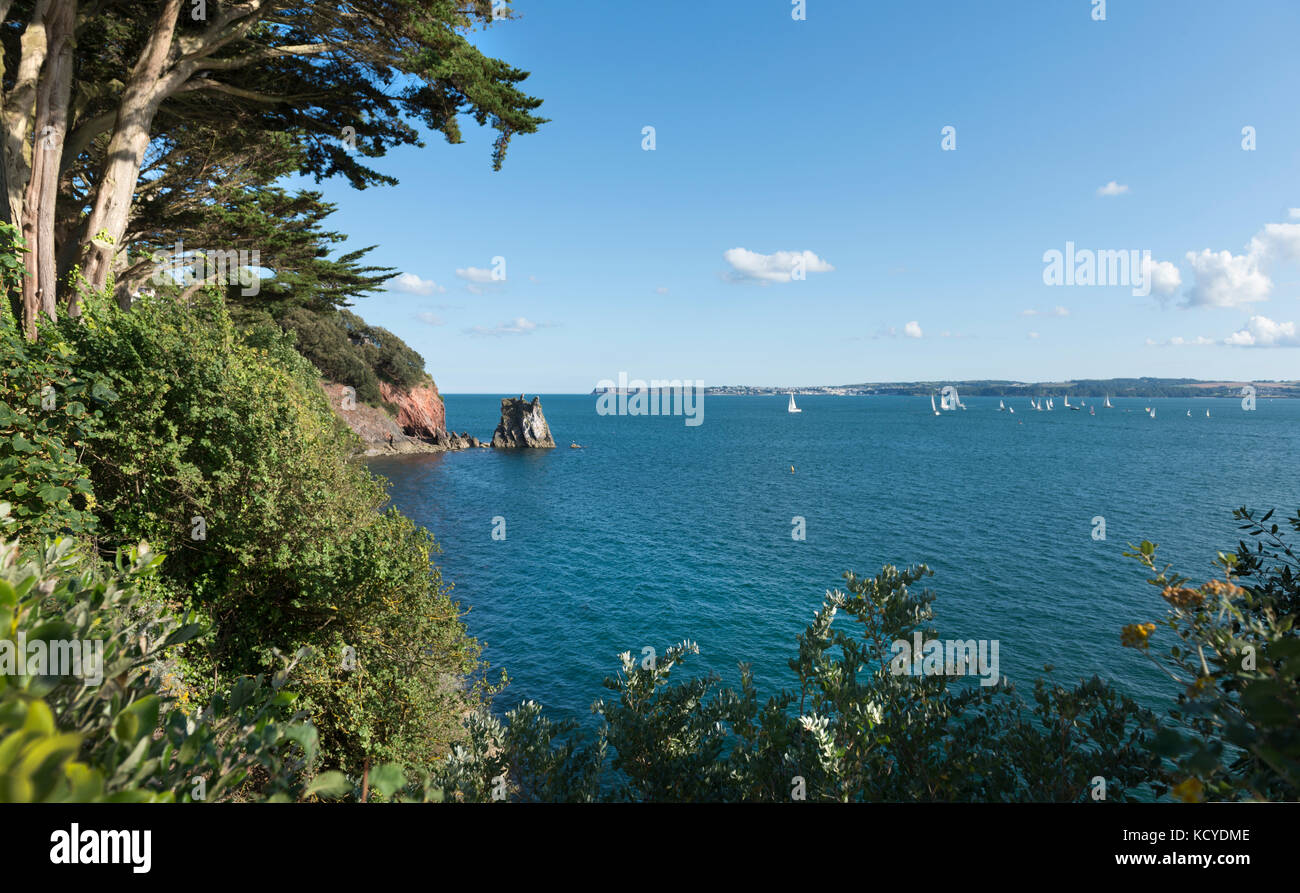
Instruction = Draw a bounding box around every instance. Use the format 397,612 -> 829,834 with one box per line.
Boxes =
416,312 -> 445,326
456,266 -> 498,284
1020,306 -> 1070,317
1097,181 -> 1130,197
465,317 -> 546,337
723,248 -> 834,284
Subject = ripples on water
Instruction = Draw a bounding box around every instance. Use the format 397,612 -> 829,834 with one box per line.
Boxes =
367,394 -> 1300,727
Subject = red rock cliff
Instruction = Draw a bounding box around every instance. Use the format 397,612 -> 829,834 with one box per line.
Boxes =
380,379 -> 445,438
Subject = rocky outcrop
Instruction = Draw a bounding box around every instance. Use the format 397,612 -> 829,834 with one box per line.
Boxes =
323,379 -> 467,456
491,395 -> 556,448
379,380 -> 445,439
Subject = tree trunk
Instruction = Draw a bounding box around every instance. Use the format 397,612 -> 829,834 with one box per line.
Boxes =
3,0 -> 54,247
21,0 -> 73,335
77,0 -> 181,300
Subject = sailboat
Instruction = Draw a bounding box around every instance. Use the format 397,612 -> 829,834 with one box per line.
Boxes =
1104,395 -> 1112,408
1089,405 -> 1095,416
787,393 -> 801,414
1149,407 -> 1156,419
1187,410 -> 1192,417
1206,409 -> 1211,418
931,394 -> 939,416
1063,395 -> 1072,408
1008,406 -> 1015,414
998,399 -> 1006,412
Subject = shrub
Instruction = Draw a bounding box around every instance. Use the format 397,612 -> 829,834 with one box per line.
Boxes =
0,519 -> 322,802
0,320 -> 107,540
431,564 -> 1162,802
59,291 -> 486,774
1123,507 -> 1300,801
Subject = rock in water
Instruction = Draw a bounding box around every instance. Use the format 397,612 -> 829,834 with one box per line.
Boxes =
491,395 -> 556,448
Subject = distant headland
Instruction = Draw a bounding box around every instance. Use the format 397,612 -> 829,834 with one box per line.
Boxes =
696,378 -> 1300,399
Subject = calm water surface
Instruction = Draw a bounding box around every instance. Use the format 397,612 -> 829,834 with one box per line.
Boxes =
367,394 -> 1300,727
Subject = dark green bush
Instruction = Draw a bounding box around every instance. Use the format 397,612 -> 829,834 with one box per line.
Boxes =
58,291 -> 486,774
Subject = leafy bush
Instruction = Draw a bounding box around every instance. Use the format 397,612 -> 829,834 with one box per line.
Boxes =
278,306 -> 383,405
277,307 -> 429,407
1122,507 -> 1300,801
0,520 -> 322,802
59,291 -> 486,774
430,564 -> 1162,802
0,321 -> 106,539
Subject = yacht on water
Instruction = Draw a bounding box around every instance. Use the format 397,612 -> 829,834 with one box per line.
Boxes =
931,394 -> 939,416
1104,395 -> 1113,408
787,393 -> 801,413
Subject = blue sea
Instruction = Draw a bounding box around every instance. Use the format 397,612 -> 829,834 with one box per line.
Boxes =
366,394 -> 1300,727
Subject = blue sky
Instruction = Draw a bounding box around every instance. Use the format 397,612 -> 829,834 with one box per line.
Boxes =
289,0 -> 1300,393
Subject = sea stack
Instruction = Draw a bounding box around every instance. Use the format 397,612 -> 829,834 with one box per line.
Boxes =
491,395 -> 556,448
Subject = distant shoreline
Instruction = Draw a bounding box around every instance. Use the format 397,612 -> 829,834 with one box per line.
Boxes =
571,379 -> 1300,399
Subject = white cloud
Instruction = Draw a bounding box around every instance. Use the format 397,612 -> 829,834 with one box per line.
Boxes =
903,320 -> 923,339
1097,181 -> 1130,197
416,312 -> 445,326
1141,257 -> 1182,296
1224,315 -> 1300,348
723,248 -> 834,283
1180,217 -> 1300,308
387,272 -> 445,295
1183,248 -> 1271,308
1027,331 -> 1040,339
1289,208 -> 1300,220
1249,223 -> 1300,262
456,266 -> 497,284
655,286 -> 669,295
465,317 -> 541,337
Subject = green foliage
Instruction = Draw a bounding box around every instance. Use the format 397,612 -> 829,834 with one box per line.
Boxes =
0,222 -> 24,328
278,306 -> 383,404
432,564 -> 1162,802
0,322 -> 105,539
0,524 -> 318,802
1123,507 -> 1300,801
59,292 -> 484,774
277,306 -> 429,407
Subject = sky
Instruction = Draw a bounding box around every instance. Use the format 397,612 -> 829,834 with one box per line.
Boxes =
286,0 -> 1300,393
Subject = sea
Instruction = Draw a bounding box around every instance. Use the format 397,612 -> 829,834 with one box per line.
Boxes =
366,394 -> 1300,729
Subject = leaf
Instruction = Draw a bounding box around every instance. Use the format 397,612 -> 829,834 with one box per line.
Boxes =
368,762 -> 406,799
304,771 -> 350,799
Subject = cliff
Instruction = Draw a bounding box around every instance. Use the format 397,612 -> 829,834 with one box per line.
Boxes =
322,379 -> 487,456
380,379 -> 445,438
491,395 -> 556,448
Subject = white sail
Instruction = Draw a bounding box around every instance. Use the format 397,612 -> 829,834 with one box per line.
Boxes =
1206,409 -> 1210,417
999,399 -> 1005,411
788,393 -> 801,413
1104,395 -> 1112,408
931,394 -> 937,413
